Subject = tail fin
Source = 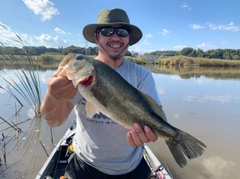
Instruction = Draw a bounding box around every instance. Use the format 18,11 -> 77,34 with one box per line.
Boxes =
165,129 -> 206,168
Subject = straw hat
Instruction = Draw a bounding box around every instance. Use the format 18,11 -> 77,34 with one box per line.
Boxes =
82,8 -> 142,46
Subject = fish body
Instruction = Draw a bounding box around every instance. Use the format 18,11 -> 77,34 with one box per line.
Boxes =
57,53 -> 206,168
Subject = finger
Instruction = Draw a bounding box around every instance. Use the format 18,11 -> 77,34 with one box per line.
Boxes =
51,76 -> 72,88
144,126 -> 158,142
127,131 -> 136,147
133,123 -> 150,144
131,127 -> 143,146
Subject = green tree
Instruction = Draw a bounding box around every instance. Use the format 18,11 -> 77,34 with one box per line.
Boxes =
197,48 -> 205,58
181,47 -> 194,56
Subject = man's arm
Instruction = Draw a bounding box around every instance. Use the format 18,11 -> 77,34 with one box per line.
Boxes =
40,73 -> 78,127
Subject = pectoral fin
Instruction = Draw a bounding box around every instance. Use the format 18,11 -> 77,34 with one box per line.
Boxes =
85,101 -> 100,118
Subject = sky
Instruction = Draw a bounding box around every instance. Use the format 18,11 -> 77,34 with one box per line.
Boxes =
0,0 -> 240,54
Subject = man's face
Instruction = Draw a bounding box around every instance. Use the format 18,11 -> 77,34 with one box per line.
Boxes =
94,25 -> 130,59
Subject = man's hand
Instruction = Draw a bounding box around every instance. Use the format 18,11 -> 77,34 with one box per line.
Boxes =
48,73 -> 78,102
40,73 -> 78,127
127,123 -> 158,147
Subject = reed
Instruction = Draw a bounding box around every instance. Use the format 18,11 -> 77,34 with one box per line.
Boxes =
0,116 -> 21,133
0,35 -> 41,116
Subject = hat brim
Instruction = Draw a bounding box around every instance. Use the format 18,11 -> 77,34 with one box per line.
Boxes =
83,23 -> 142,46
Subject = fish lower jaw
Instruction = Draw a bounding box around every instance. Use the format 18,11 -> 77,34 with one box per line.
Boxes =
78,75 -> 93,87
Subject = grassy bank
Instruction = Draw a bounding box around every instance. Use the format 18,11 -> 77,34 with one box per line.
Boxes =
1,54 -> 240,69
0,54 -> 150,69
155,56 -> 240,67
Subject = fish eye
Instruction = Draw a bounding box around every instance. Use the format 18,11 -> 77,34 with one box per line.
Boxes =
76,54 -> 85,60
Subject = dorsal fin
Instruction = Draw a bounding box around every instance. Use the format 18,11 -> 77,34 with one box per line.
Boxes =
140,91 -> 167,121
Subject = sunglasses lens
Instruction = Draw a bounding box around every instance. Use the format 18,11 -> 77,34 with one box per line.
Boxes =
100,28 -> 114,36
116,29 -> 129,37
99,28 -> 130,37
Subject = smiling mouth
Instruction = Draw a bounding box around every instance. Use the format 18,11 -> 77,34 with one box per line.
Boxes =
109,44 -> 121,48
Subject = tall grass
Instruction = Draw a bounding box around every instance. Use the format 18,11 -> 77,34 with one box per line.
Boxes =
0,35 -> 41,116
156,56 -> 240,67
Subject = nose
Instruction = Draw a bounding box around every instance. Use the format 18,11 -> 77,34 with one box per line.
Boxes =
110,31 -> 121,39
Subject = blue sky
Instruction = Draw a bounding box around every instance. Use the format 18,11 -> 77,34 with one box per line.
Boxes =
0,0 -> 239,54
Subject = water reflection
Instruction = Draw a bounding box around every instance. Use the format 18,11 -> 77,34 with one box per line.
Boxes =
149,65 -> 240,80
0,65 -> 240,179
150,69 -> 240,179
0,114 -> 42,178
201,156 -> 239,179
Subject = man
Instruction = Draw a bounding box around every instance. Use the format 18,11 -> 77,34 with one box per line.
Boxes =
40,8 -> 161,179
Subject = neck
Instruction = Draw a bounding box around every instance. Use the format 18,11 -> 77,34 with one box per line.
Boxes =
97,53 -> 124,68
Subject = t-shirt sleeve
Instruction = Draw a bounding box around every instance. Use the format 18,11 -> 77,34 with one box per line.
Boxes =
70,92 -> 83,106
137,69 -> 162,106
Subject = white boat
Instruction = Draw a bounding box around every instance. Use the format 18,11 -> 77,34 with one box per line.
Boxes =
36,126 -> 173,179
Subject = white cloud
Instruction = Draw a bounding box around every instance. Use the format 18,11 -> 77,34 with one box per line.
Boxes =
207,22 -> 240,32
173,112 -> 181,119
158,29 -> 170,36
189,24 -> 205,29
171,75 -> 183,80
170,110 -> 183,119
173,45 -> 187,50
129,41 -> 152,54
0,22 -> 17,45
17,33 -> 34,46
202,156 -> 239,179
181,2 -> 191,10
22,0 -> 59,21
54,27 -> 66,34
0,22 -> 32,46
35,34 -> 68,47
143,39 -> 150,46
158,48 -> 167,51
203,95 -> 232,104
0,22 -> 11,31
183,94 -> 198,101
40,70 -> 54,84
158,88 -> 165,95
145,33 -> 153,38
197,42 -> 215,49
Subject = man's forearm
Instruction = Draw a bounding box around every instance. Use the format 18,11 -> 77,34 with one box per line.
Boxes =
40,90 -> 73,127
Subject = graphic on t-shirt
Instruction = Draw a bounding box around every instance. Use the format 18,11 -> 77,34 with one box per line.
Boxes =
81,98 -> 118,125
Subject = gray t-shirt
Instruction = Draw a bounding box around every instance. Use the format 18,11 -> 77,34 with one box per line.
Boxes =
71,59 -> 161,175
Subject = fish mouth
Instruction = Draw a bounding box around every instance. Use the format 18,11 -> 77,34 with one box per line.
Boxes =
79,75 -> 93,86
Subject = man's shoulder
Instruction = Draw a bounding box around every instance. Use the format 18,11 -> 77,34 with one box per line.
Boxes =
124,59 -> 150,73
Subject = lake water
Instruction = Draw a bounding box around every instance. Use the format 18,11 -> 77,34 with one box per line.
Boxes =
0,65 -> 240,179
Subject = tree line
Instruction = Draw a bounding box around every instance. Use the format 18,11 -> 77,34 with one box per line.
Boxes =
148,47 -> 240,60
0,45 -> 239,60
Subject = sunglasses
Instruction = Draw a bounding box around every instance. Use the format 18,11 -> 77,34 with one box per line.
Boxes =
97,27 -> 130,37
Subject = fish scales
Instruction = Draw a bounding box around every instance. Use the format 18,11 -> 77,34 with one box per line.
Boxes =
91,59 -> 172,134
57,53 -> 206,168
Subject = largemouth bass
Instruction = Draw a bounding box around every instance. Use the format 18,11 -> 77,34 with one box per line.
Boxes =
57,53 -> 206,168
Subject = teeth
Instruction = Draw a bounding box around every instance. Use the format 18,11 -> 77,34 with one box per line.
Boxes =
110,44 -> 121,48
